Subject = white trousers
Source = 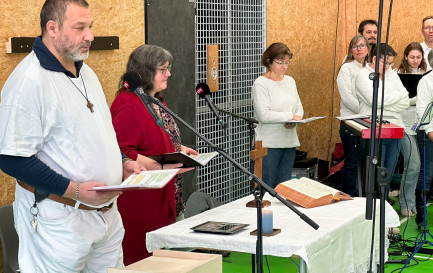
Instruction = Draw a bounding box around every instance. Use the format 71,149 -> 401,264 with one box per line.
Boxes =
14,183 -> 125,273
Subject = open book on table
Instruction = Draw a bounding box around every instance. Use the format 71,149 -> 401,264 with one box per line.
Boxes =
148,151 -> 219,167
91,169 -> 180,191
275,177 -> 352,208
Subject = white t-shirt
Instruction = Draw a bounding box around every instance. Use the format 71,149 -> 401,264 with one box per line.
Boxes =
252,75 -> 304,148
0,51 -> 122,188
421,41 -> 432,72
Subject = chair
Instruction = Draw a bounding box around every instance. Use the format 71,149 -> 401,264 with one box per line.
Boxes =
0,205 -> 19,273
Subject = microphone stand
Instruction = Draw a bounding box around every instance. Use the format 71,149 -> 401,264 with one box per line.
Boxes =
366,1 -> 394,272
142,93 -> 319,273
215,106 -> 258,187
215,106 -> 261,273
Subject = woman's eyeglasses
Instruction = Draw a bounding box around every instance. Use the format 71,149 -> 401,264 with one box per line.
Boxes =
157,64 -> 172,75
352,44 -> 366,50
274,60 -> 291,66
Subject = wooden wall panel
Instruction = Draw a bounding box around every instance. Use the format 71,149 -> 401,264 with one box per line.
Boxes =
267,0 -> 432,162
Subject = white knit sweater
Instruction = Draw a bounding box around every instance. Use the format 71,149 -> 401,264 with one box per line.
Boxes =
355,65 -> 410,127
252,75 -> 304,148
337,60 -> 364,116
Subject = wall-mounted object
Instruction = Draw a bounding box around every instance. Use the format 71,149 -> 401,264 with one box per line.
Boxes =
6,36 -> 119,53
207,45 -> 219,92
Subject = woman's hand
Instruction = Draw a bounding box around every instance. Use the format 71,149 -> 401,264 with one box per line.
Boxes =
292,114 -> 301,121
122,160 -> 146,180
428,132 -> 433,142
284,123 -> 296,129
181,145 -> 199,155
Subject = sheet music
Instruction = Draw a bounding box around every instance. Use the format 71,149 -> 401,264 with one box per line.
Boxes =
285,116 -> 326,123
336,114 -> 369,120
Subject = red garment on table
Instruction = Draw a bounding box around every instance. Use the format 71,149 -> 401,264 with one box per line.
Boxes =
111,91 -> 176,265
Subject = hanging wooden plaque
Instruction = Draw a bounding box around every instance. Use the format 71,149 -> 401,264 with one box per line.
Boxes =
207,45 -> 219,92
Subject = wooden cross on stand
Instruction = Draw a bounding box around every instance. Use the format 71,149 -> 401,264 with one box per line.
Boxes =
250,140 -> 267,180
246,141 -> 271,207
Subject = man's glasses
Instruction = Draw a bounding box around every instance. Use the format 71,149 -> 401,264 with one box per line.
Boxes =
274,60 -> 291,66
352,44 -> 366,50
157,64 -> 172,75
423,26 -> 433,31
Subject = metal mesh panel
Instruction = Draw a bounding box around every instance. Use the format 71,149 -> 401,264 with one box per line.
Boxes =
195,0 -> 266,204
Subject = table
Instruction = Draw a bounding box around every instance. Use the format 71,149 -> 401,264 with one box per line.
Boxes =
146,195 -> 399,273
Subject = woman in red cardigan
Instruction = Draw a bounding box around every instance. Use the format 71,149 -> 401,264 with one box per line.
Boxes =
110,44 -> 198,265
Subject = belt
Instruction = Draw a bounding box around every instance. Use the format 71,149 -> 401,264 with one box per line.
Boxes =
17,180 -> 113,213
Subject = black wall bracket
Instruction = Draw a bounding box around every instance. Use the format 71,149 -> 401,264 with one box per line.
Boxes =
6,36 -> 119,53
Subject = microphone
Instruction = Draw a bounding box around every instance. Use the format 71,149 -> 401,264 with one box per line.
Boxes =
195,83 -> 224,126
122,71 -> 163,126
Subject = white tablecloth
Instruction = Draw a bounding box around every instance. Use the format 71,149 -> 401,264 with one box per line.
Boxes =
146,195 -> 399,273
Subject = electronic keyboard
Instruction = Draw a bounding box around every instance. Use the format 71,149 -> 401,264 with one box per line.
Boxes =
341,118 -> 404,139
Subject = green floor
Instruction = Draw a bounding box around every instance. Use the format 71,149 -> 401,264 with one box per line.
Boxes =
222,198 -> 433,273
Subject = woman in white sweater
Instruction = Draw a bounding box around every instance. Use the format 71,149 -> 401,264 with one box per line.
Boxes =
356,43 -> 410,200
337,35 -> 369,196
395,42 -> 426,217
252,42 -> 304,188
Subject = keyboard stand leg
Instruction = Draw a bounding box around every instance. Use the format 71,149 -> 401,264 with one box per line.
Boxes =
356,136 -> 363,197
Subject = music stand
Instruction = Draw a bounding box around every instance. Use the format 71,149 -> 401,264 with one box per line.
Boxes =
399,104 -> 433,271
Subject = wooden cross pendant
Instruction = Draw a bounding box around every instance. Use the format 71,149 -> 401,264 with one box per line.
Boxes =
87,100 -> 94,113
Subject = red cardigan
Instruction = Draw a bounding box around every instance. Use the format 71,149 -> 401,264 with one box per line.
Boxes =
111,91 -> 176,265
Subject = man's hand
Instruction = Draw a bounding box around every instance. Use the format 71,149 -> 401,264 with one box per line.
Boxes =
64,181 -> 122,207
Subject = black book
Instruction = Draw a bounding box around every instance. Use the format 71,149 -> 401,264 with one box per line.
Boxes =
148,152 -> 218,167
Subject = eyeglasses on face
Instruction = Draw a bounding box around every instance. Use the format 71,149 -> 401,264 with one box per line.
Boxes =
273,60 -> 291,66
352,43 -> 366,50
423,26 -> 433,31
156,64 -> 172,75
379,59 -> 394,67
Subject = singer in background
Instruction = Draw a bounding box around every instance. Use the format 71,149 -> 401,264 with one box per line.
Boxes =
337,35 -> 369,197
394,42 -> 425,217
415,50 -> 433,227
355,43 -> 410,204
252,42 -> 304,188
110,44 -> 198,265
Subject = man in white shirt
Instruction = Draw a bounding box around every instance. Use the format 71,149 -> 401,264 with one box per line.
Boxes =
421,16 -> 433,71
0,1 -> 144,272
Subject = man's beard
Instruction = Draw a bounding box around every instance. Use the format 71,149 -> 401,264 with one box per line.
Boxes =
55,34 -> 91,62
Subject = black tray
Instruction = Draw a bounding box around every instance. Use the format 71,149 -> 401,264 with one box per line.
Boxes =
191,221 -> 249,235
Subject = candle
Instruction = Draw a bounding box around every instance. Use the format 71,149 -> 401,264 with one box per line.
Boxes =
262,209 -> 273,234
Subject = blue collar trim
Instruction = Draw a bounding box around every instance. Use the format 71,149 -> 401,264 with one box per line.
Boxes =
32,36 -> 83,78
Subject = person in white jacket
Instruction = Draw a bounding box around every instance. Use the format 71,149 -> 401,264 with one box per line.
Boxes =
355,43 -> 410,201
337,35 -> 369,196
420,16 -> 433,71
252,42 -> 304,188
394,42 -> 426,217
414,50 -> 433,227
